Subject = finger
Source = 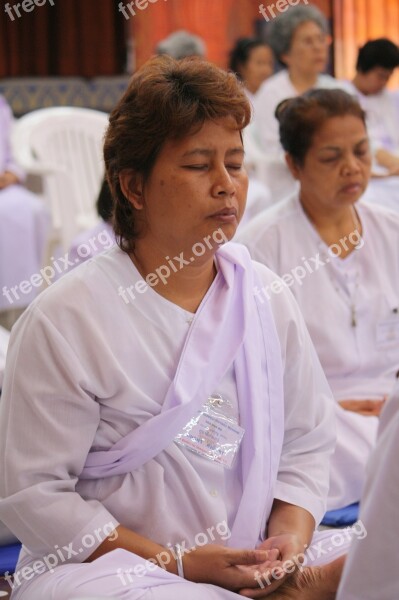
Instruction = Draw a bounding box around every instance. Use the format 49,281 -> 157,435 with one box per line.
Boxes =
228,549 -> 271,567
239,571 -> 290,598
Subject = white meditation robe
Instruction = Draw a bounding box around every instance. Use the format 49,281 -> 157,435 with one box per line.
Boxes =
0,325 -> 9,389
337,380 -> 399,600
238,196 -> 399,508
341,80 -> 399,155
0,244 -> 347,599
253,70 -> 341,159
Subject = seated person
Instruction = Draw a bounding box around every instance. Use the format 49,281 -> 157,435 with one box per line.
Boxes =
0,56 -> 349,600
155,29 -> 206,60
0,96 -> 50,329
254,5 -> 337,160
67,179 -> 116,270
269,378 -> 399,600
342,38 -> 399,174
229,37 -> 274,104
238,89 -> 399,511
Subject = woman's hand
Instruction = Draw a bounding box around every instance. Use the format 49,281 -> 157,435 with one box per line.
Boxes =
183,543 -> 280,592
339,398 -> 385,417
0,171 -> 19,189
238,533 -> 305,597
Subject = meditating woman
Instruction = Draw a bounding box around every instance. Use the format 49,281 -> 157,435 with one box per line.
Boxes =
229,37 -> 274,103
0,57 -> 348,600
254,5 -> 337,160
239,88 -> 399,511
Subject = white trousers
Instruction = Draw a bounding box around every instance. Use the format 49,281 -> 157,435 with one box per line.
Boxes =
10,529 -> 352,600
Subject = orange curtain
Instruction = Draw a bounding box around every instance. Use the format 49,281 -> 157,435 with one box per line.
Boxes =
333,0 -> 399,87
133,0 -> 237,69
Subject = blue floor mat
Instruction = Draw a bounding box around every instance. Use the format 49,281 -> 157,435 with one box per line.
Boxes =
321,502 -> 359,527
0,543 -> 21,575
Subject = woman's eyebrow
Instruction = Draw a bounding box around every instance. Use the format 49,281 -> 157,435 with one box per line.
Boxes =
181,148 -> 213,158
317,146 -> 341,153
354,137 -> 369,146
181,147 -> 244,158
318,137 -> 369,152
226,147 -> 245,157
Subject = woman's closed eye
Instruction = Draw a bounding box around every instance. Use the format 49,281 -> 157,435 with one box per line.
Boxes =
319,155 -> 339,164
182,163 -> 243,171
182,164 -> 209,170
355,149 -> 370,158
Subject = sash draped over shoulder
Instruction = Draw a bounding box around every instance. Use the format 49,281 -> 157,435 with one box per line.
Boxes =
80,243 -> 284,547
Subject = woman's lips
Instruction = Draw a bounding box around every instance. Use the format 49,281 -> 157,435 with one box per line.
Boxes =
209,208 -> 238,222
341,183 -> 363,194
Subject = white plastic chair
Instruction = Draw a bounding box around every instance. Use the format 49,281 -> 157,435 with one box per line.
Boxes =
11,107 -> 109,251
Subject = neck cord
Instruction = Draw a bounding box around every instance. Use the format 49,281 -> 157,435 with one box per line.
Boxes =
323,206 -> 362,328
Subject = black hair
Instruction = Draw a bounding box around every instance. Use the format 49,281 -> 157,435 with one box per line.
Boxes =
356,38 -> 399,73
96,179 -> 114,223
229,37 -> 272,79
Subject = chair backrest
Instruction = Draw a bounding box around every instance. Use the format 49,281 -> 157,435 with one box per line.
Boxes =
12,107 -> 109,250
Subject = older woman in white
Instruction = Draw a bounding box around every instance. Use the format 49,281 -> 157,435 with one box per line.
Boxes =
253,5 -> 337,160
238,89 -> 399,511
0,58 -> 349,600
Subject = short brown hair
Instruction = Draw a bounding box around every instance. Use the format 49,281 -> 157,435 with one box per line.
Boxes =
104,55 -> 251,253
275,88 -> 367,166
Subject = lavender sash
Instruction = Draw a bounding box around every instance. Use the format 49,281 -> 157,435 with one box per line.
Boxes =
80,243 -> 285,547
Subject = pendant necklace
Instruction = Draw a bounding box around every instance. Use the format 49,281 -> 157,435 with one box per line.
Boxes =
324,207 -> 362,328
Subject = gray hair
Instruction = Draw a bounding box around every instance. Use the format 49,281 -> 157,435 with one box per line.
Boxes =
267,5 -> 329,62
156,30 -> 206,60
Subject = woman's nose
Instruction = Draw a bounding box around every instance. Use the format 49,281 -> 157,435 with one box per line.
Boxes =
212,167 -> 235,196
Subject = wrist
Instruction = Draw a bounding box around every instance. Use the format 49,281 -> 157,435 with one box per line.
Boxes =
174,544 -> 185,578
154,549 -> 178,575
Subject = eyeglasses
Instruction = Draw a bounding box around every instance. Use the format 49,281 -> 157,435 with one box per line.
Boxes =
295,33 -> 332,49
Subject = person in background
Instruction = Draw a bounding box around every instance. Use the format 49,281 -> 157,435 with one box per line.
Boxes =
238,89 -> 399,512
229,37 -> 274,104
254,5 -> 337,159
342,38 -> 399,174
156,29 -> 206,60
0,96 -> 50,330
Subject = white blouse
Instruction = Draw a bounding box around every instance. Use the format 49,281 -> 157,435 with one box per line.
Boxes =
0,245 -> 334,576
238,195 -> 399,400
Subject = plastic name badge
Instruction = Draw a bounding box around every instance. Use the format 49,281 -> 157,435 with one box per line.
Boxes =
174,394 -> 245,469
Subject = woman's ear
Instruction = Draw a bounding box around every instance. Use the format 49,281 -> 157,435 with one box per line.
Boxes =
119,170 -> 145,210
285,153 -> 301,180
